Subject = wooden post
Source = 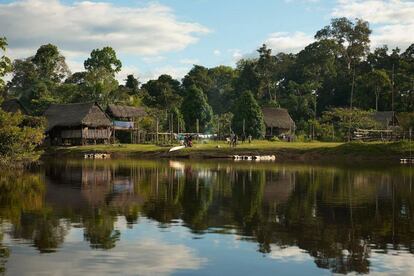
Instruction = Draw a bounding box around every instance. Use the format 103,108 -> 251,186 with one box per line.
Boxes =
156,118 -> 159,144
217,121 -> 220,142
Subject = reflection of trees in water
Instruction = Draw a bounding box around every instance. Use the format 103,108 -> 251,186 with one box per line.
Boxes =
2,160 -> 414,275
83,208 -> 120,250
0,232 -> 9,276
136,163 -> 414,275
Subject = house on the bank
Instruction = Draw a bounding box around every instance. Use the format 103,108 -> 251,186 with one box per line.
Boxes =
106,104 -> 146,129
106,104 -> 147,143
372,111 -> 400,129
0,98 -> 28,114
261,107 -> 295,138
44,102 -> 112,145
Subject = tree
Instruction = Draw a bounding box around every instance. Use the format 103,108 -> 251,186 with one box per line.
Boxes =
315,18 -> 371,70
0,37 -> 12,93
364,69 -> 391,111
8,44 -> 70,114
211,112 -> 234,138
78,67 -> 122,108
234,59 -> 260,98
321,108 -> 380,140
0,97 -> 45,166
257,44 -> 277,102
141,74 -> 182,110
32,44 -> 70,82
181,86 -> 213,133
182,65 -> 212,93
231,90 -> 265,138
84,47 -> 122,75
207,66 -> 237,114
125,74 -> 140,95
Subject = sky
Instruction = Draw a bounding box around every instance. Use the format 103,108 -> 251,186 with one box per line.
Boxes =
0,0 -> 413,83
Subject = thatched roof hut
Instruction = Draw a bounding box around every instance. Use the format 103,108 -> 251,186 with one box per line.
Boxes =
372,111 -> 399,129
262,107 -> 295,136
0,98 -> 28,114
44,102 -> 111,132
106,104 -> 146,120
43,102 -> 112,145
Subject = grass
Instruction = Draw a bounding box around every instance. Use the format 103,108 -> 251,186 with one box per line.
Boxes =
45,140 -> 414,162
47,140 -> 341,154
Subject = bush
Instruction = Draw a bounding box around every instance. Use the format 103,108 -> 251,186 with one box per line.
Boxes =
0,102 -> 45,166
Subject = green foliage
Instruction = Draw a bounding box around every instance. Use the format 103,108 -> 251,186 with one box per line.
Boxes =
320,108 -> 380,140
141,74 -> 182,110
0,37 -> 12,92
32,44 -> 70,82
8,43 -> 69,114
232,90 -> 265,138
0,98 -> 45,166
84,46 -> 122,75
211,112 -> 233,137
181,86 -> 213,132
125,74 -> 140,95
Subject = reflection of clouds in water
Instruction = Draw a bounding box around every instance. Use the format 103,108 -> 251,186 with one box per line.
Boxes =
268,245 -> 313,263
370,250 -> 414,275
6,238 -> 206,276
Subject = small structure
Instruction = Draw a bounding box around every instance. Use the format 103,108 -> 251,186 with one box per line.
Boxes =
372,111 -> 399,129
106,104 -> 147,143
262,107 -> 295,138
0,98 -> 28,114
44,102 -> 112,146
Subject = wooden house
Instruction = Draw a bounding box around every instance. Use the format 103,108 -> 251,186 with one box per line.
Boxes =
262,107 -> 296,138
106,104 -> 146,128
44,102 -> 112,145
0,98 -> 28,114
106,104 -> 147,143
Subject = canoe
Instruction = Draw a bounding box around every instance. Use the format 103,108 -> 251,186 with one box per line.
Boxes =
169,145 -> 185,152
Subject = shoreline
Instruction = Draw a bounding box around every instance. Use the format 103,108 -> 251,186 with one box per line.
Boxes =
42,141 -> 413,164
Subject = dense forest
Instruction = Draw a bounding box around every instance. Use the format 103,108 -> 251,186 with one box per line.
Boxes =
1,17 -> 414,140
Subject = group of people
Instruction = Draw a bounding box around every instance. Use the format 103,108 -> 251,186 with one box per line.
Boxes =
183,134 -> 193,147
229,133 -> 252,147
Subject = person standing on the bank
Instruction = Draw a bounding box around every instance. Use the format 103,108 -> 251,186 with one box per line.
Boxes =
248,134 -> 252,144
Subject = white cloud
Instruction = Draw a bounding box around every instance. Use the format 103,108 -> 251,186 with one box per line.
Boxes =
269,245 -> 313,263
142,56 -> 166,64
180,58 -> 199,65
370,249 -> 414,275
0,0 -> 209,58
213,49 -> 221,56
227,49 -> 243,63
332,0 -> 414,50
6,238 -> 207,276
141,65 -> 191,82
264,32 -> 314,54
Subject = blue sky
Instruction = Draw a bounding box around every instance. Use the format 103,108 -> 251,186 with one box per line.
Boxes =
0,0 -> 413,82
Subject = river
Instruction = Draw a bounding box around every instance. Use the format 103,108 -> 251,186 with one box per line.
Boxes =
0,159 -> 413,275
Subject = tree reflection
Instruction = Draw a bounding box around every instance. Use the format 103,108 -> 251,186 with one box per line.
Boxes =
2,160 -> 414,275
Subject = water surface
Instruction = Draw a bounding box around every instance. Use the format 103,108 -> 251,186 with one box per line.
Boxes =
1,159 -> 414,275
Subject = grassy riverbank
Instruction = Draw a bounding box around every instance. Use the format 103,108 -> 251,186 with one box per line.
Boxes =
45,140 -> 414,163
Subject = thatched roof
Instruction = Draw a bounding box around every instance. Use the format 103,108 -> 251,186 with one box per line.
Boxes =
107,104 -> 146,119
262,107 -> 295,130
1,99 -> 28,114
44,102 -> 112,131
372,111 -> 399,128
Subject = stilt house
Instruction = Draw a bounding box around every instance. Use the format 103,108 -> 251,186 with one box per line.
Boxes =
106,104 -> 147,143
44,102 -> 112,145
